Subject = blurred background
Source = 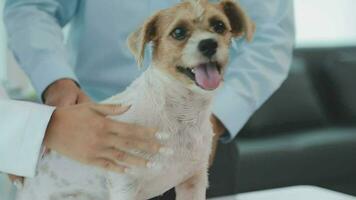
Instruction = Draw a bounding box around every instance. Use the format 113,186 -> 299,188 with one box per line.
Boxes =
0,0 -> 356,199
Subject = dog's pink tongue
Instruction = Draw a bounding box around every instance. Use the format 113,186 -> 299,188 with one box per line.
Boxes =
195,63 -> 221,90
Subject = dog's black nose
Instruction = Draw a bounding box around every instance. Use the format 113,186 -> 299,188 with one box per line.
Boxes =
198,39 -> 218,58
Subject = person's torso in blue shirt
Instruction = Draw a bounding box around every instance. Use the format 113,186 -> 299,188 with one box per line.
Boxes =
69,0 -> 181,101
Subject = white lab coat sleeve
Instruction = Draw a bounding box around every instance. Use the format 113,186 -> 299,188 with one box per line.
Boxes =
0,86 -> 55,177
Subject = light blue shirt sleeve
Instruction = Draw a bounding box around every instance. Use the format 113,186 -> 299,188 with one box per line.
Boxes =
212,0 -> 295,142
3,0 -> 80,100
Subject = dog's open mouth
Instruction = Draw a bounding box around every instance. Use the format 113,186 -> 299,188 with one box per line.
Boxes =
177,62 -> 222,90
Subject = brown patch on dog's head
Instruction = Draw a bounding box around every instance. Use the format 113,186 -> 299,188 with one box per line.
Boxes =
128,0 -> 255,91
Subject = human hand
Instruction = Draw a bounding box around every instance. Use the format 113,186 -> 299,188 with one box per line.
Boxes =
8,79 -> 85,185
209,115 -> 226,166
43,79 -> 90,106
7,174 -> 24,189
44,103 -> 163,174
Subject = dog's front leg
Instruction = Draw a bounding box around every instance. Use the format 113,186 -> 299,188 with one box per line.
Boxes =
175,169 -> 208,200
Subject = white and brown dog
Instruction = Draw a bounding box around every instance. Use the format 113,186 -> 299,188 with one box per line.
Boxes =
16,0 -> 254,199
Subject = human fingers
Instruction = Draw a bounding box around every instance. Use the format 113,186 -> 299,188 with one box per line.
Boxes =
98,148 -> 148,168
77,92 -> 92,104
90,158 -> 127,174
56,96 -> 77,107
8,174 -> 24,184
106,134 -> 161,154
90,104 -> 131,116
43,79 -> 81,106
106,120 -> 158,140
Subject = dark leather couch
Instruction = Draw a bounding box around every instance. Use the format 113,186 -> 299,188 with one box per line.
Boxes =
207,47 -> 356,198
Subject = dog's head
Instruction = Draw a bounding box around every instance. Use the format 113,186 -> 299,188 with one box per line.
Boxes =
128,0 -> 255,91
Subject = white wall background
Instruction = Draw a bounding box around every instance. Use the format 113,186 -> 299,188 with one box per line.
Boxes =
295,0 -> 356,47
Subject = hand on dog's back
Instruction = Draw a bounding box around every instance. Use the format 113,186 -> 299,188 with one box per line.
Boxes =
35,79 -> 162,174
43,103 -> 163,174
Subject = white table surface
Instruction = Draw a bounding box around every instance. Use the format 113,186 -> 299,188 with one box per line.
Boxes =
209,186 -> 356,200
2,177 -> 355,200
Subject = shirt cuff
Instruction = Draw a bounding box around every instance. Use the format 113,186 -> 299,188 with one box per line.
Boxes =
21,102 -> 55,177
28,56 -> 79,101
212,84 -> 255,143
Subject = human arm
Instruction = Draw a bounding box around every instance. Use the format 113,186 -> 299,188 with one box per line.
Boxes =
1,87 -> 162,179
3,0 -> 80,101
212,0 -> 295,142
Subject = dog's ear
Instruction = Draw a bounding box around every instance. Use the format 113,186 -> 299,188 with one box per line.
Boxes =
220,0 -> 255,42
127,13 -> 160,66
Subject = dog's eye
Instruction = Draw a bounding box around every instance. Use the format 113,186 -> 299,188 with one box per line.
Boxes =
211,20 -> 226,34
171,27 -> 187,40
